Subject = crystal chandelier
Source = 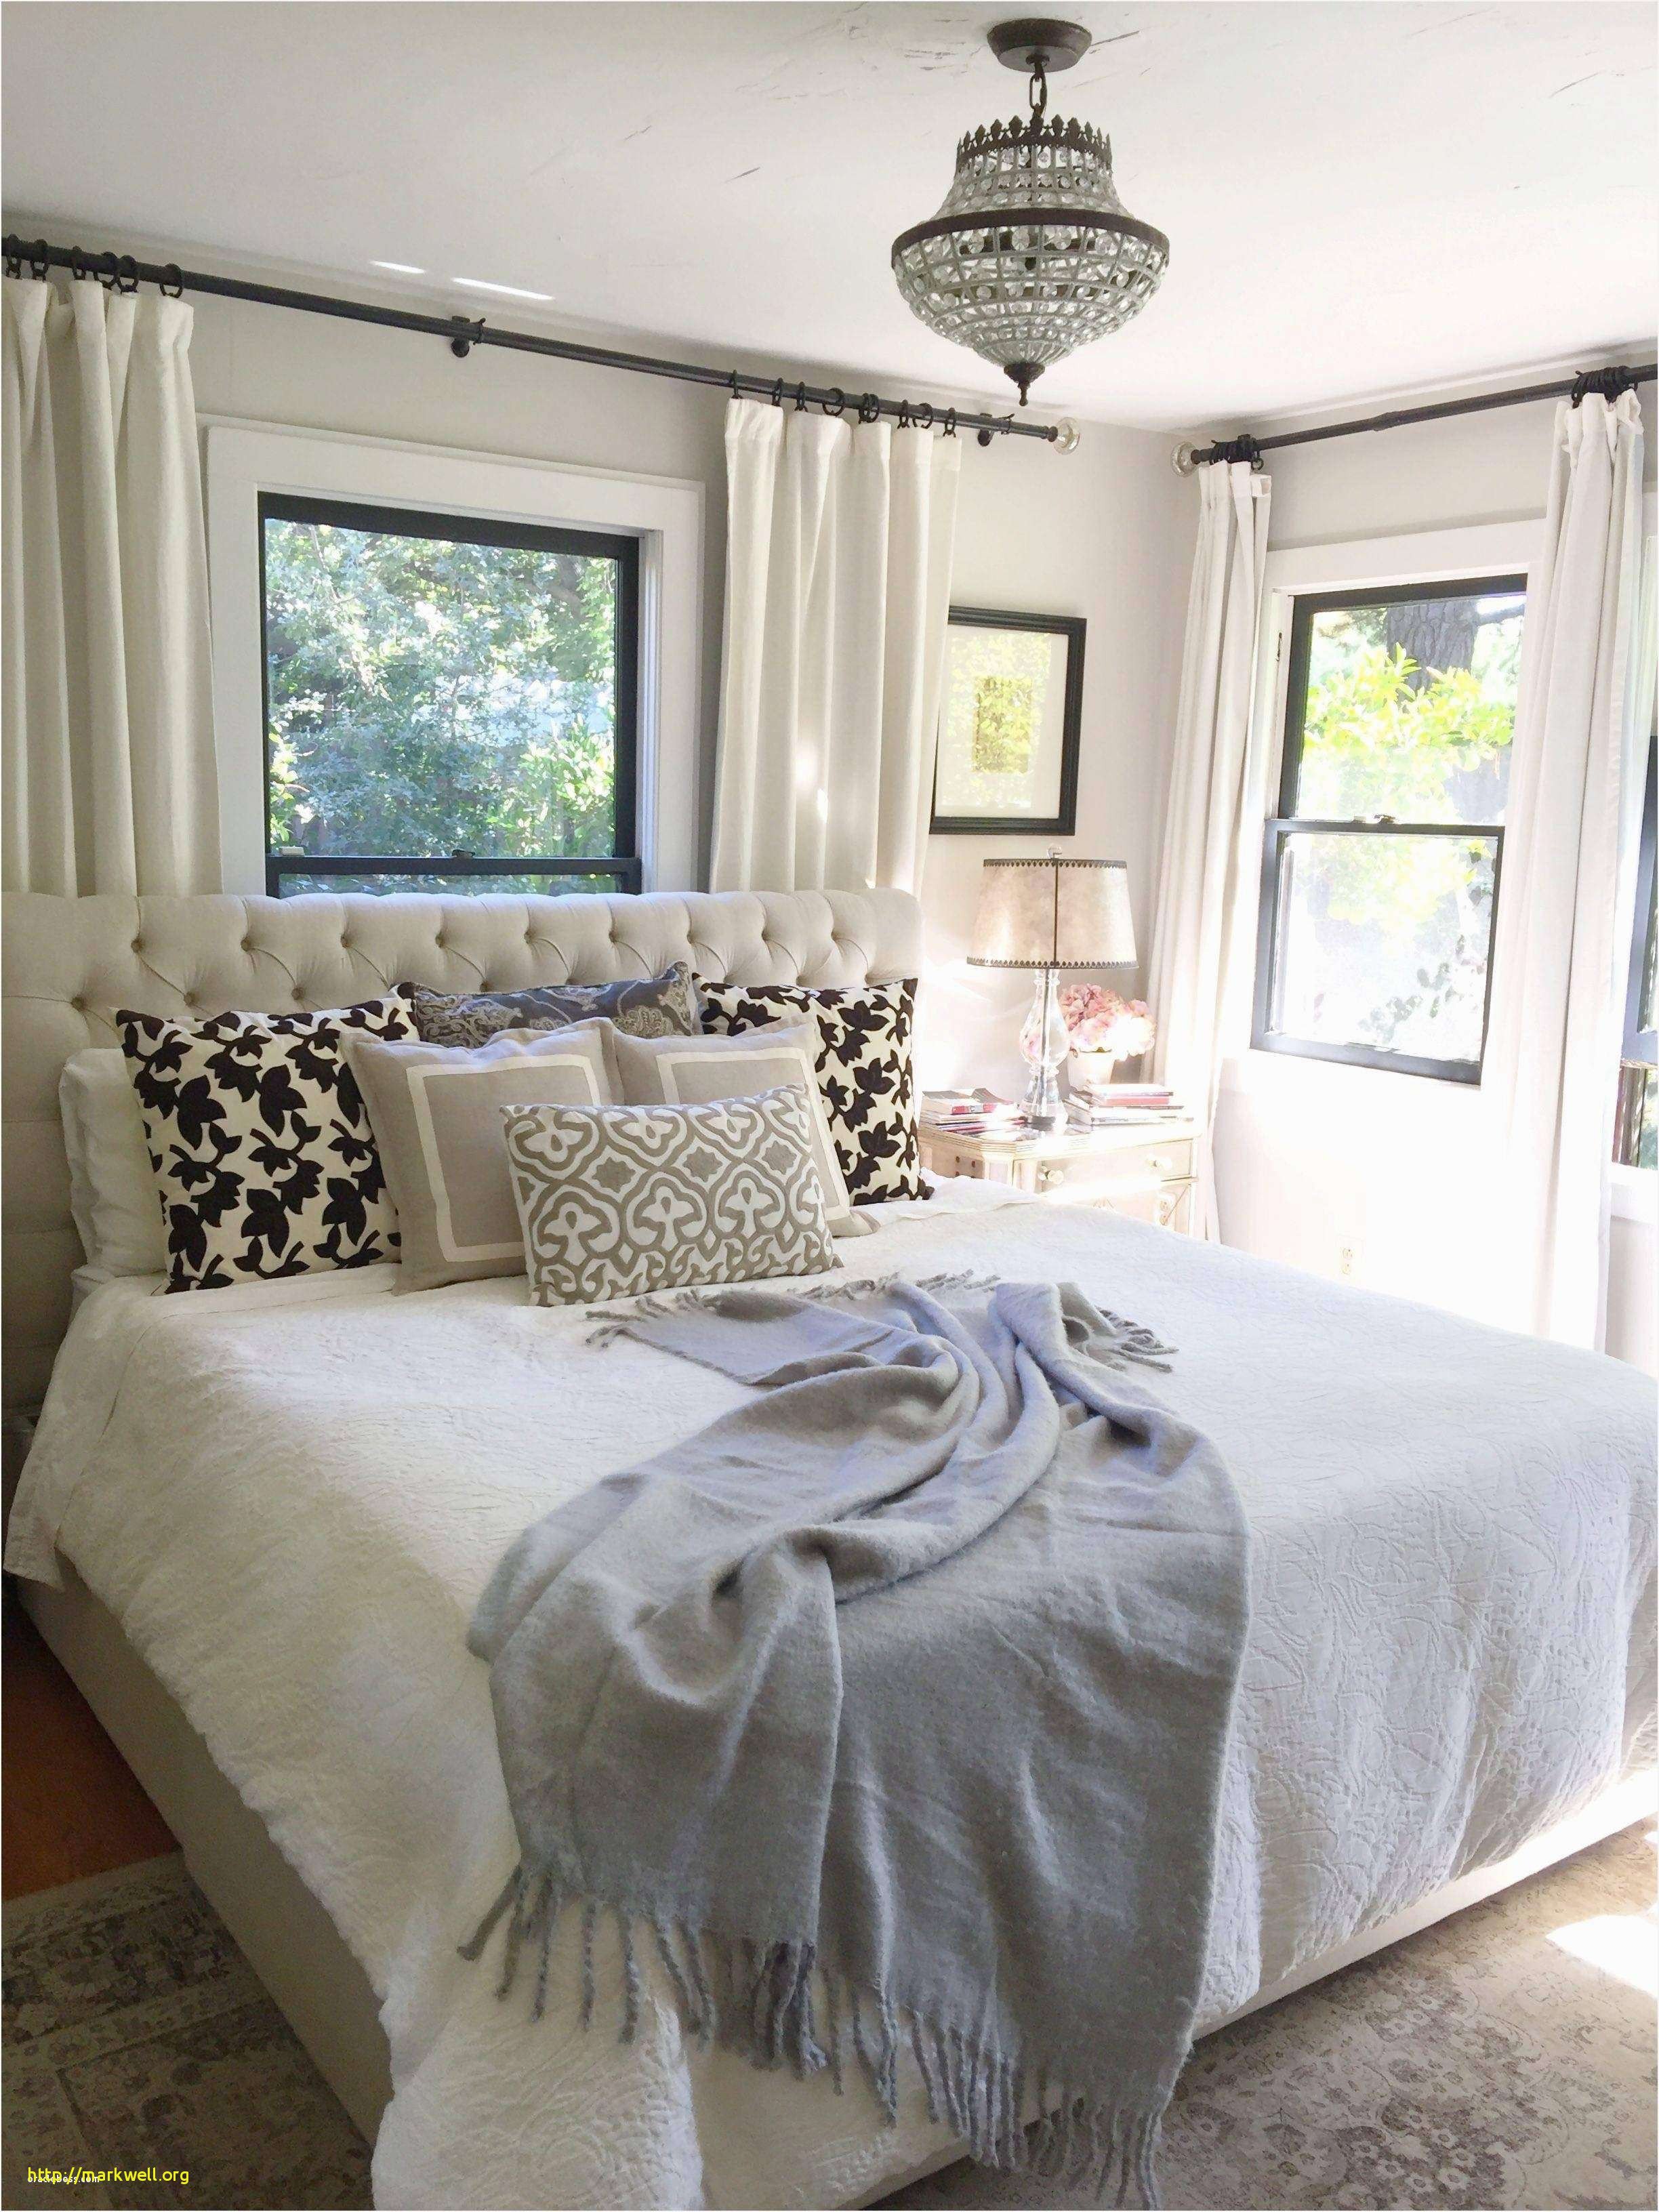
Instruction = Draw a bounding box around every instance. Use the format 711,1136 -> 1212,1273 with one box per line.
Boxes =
891,18 -> 1168,407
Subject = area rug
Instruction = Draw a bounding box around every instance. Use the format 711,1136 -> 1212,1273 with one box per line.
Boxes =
2,1855 -> 371,2210
2,1830 -> 1653,2211
888,1822 -> 1658,2212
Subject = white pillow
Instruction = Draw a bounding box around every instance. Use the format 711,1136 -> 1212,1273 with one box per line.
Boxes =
60,1048 -> 167,1279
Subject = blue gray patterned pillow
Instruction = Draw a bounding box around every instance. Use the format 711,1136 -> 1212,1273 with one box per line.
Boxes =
501,1085 -> 837,1308
403,964 -> 701,1048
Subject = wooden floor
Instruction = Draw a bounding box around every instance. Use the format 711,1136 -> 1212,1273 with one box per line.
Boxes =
3,1588 -> 176,1899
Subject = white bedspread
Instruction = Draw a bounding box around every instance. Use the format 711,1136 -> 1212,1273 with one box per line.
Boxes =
11,1191 -> 1655,2211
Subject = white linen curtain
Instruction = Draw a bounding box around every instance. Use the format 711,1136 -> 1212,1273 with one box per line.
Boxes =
1145,458 -> 1273,1227
710,398 -> 960,895
3,275 -> 220,895
1484,389 -> 1650,1347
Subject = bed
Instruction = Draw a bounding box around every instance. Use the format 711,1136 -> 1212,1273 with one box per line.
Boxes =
5,886 -> 1655,2212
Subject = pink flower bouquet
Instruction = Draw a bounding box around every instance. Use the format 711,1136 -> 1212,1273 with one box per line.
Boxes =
1058,983 -> 1155,1060
1059,985 -> 1155,1097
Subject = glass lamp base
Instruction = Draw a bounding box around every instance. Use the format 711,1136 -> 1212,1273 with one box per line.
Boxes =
1017,967 -> 1070,1133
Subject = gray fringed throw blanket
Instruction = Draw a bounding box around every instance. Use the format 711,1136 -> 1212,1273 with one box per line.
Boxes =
466,1272 -> 1249,2207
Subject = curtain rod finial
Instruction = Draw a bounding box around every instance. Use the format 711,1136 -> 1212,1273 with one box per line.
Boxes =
1171,440 -> 1197,476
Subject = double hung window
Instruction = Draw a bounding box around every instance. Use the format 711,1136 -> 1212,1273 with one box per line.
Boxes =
1253,577 -> 1526,1082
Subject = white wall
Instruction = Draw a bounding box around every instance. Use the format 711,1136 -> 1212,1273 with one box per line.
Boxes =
1211,385 -> 1658,1371
7,226 -> 1197,1099
918,432 -> 1195,1094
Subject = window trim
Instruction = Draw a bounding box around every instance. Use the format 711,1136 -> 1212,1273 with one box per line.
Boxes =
205,419 -> 703,898
257,491 -> 641,897
1250,572 -> 1526,1086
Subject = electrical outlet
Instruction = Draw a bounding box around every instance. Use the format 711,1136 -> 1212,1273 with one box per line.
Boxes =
1338,1244 -> 1357,1279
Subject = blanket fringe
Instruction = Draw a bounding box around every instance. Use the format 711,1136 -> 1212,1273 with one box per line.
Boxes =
460,1877 -> 1168,2206
1094,1309 -> 1177,1372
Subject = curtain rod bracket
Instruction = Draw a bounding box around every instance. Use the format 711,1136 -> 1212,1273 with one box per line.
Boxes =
449,315 -> 486,360
1570,365 -> 1639,407
1216,433 -> 1264,470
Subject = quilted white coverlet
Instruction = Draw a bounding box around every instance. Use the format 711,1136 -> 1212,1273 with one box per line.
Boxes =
9,1193 -> 1655,2211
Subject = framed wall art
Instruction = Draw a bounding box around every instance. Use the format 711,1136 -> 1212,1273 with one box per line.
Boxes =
930,606 -> 1085,836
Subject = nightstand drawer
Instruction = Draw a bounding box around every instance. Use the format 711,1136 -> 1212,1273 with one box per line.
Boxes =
1032,1138 -> 1195,1195
920,1126 -> 1200,1236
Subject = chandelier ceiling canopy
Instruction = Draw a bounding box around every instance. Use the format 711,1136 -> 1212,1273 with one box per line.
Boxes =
891,18 -> 1169,407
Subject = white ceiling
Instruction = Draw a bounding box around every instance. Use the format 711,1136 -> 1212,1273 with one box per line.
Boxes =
3,1 -> 1653,430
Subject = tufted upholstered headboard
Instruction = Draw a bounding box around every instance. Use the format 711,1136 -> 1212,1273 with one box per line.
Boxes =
3,886 -> 922,1412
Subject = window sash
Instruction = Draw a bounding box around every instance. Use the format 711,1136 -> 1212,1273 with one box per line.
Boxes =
1273,573 -> 1528,822
264,855 -> 645,897
258,493 -> 640,895
1252,821 -> 1504,1084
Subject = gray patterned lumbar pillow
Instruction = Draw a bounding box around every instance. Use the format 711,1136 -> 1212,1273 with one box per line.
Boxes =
609,1019 -> 871,1238
346,1023 -> 619,1294
403,964 -> 700,1048
501,1084 -> 837,1308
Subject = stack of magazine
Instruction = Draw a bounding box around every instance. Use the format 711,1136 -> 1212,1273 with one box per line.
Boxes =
920,1088 -> 1023,1139
1067,1082 -> 1185,1129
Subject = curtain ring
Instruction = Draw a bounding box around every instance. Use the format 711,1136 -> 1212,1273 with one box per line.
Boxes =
29,239 -> 51,281
68,246 -> 89,282
858,391 -> 882,424
822,387 -> 846,417
769,377 -> 785,407
96,250 -> 121,290
794,382 -> 808,411
728,369 -> 741,399
942,409 -> 958,438
913,401 -> 935,430
159,264 -> 184,300
115,254 -> 140,295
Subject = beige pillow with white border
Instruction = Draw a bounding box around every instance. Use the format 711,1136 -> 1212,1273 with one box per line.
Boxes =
609,1018 -> 870,1237
348,1021 -> 619,1292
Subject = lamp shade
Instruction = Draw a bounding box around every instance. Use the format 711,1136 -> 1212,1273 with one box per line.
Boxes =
967,856 -> 1136,969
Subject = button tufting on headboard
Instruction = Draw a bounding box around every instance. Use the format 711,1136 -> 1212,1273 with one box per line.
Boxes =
1,886 -> 923,1413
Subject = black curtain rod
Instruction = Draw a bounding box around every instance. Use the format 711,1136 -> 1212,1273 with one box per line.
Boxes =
1179,361 -> 1657,472
2,233 -> 1061,447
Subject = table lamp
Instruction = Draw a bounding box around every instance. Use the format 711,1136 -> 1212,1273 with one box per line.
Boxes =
967,853 -> 1137,1133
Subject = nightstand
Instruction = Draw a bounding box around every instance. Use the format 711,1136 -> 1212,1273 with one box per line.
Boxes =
920,1118 -> 1203,1234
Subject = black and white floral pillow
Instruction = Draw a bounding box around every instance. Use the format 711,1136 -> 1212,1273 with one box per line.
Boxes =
117,996 -> 415,1292
699,979 -> 930,1204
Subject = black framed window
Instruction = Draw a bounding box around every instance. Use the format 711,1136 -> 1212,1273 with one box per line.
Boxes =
1253,575 -> 1527,1083
1614,736 -> 1658,1168
260,494 -> 640,897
